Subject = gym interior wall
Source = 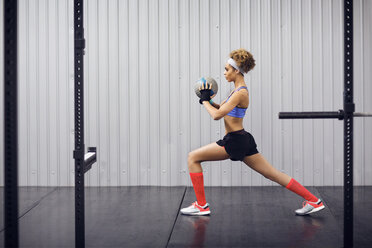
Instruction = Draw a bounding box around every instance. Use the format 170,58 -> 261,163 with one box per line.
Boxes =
0,0 -> 371,187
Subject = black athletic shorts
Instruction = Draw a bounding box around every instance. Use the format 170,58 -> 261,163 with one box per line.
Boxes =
216,129 -> 259,161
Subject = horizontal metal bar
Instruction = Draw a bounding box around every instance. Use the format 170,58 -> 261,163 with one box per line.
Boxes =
279,110 -> 372,119
279,110 -> 344,120
353,112 -> 372,117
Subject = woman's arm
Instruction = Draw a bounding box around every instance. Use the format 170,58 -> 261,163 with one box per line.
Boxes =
210,98 -> 228,109
210,101 -> 220,109
202,92 -> 241,120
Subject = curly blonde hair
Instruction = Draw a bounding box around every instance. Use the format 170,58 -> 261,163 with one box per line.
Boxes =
229,48 -> 256,73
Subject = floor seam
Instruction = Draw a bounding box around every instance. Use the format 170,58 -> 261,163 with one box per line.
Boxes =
165,186 -> 187,248
0,187 -> 59,233
315,186 -> 343,233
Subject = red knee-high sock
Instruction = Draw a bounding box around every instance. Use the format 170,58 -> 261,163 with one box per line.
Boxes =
190,172 -> 207,206
286,178 -> 318,202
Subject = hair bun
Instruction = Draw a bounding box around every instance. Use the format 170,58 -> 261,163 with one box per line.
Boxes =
229,48 -> 256,73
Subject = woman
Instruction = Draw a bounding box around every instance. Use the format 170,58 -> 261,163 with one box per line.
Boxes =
180,48 -> 325,216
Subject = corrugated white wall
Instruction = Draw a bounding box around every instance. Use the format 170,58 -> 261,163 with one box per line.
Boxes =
0,0 -> 371,186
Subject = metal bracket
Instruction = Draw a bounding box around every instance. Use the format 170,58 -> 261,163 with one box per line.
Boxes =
84,147 -> 97,173
73,149 -> 85,159
75,38 -> 85,50
344,103 -> 355,113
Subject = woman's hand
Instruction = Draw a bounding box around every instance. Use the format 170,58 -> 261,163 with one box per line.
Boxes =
199,82 -> 212,104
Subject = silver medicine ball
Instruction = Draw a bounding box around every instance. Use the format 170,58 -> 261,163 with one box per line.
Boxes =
194,77 -> 218,98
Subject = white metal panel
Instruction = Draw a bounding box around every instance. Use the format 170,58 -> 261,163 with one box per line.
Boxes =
2,0 -> 371,187
322,0 -> 335,186
332,0 -> 344,186
18,0 -> 29,186
209,0 -> 222,187
16,0 -> 73,186
270,0 -> 283,187
362,0 -> 372,185
302,0 -> 315,186
0,0 -> 4,186
199,0 -> 211,186
108,0 -> 120,186
291,0 -> 303,184
128,0 -> 140,185
312,0 -> 324,186
85,0 -> 100,186
159,0 -> 170,186
354,0 -> 364,186
148,0 -> 160,185
37,0 -> 49,186
138,0 -> 150,185
65,0 -> 74,186
169,0 -> 180,186
47,0 -> 59,186
97,0 -> 110,186
118,0 -> 131,185
219,0 -> 232,186
188,0 -> 202,187
27,0 -> 40,186
230,0 -> 243,186
241,0 -> 252,186
179,0 -> 191,186
260,0 -> 273,186
68,0 -> 75,187
281,0 -> 294,186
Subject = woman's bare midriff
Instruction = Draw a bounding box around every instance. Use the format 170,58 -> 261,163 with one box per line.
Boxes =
224,115 -> 244,134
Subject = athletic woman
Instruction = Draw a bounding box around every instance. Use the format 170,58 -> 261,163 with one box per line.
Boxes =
180,48 -> 325,216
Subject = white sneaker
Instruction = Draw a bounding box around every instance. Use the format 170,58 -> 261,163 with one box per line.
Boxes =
295,199 -> 325,215
180,201 -> 211,216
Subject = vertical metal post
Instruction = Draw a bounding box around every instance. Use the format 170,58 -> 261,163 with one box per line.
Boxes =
279,1 -> 361,247
344,0 -> 354,247
4,0 -> 19,247
74,0 -> 86,247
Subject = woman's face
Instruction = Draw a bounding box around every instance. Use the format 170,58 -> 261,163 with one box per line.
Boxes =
224,63 -> 238,82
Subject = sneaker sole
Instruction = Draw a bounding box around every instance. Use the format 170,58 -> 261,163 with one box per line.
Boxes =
296,205 -> 325,216
181,210 -> 211,216
308,205 -> 325,214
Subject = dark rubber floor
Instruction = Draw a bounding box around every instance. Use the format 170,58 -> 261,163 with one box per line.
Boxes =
0,186 -> 371,247
0,187 -> 58,231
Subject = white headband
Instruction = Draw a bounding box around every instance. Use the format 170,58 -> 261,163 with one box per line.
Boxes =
227,58 -> 245,74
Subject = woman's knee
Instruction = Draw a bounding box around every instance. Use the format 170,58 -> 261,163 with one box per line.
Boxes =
187,151 -> 198,165
187,151 -> 203,172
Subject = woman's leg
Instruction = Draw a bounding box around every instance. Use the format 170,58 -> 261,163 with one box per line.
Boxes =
187,143 -> 229,206
243,153 -> 318,202
243,153 -> 291,186
188,142 -> 230,172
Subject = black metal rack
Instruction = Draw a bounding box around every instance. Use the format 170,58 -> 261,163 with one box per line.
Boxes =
73,0 -> 97,247
278,1 -> 371,247
4,0 -> 19,247
3,0 -> 97,246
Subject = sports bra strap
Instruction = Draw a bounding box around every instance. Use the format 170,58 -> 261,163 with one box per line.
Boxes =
235,86 -> 247,92
227,86 -> 248,100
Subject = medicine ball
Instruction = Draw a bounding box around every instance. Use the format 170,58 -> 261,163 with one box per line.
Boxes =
194,77 -> 218,98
